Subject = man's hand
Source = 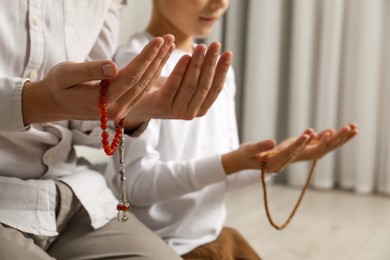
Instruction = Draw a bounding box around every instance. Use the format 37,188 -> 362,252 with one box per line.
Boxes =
22,35 -> 175,125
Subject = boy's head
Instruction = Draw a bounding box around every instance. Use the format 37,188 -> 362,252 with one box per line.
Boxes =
149,0 -> 229,40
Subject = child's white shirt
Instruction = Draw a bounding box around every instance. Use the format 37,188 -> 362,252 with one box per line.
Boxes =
107,31 -> 261,255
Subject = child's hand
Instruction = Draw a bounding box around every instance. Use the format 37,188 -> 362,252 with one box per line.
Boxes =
222,129 -> 318,175
256,128 -> 316,173
123,42 -> 233,128
277,123 -> 358,162
222,139 -> 277,175
259,123 -> 358,173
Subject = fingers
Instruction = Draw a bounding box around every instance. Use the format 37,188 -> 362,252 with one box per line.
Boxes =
304,131 -> 331,160
144,41 -> 232,120
265,129 -> 315,172
346,123 -> 359,139
125,44 -> 176,108
110,35 -> 175,115
325,124 -> 356,152
311,129 -> 332,146
247,139 -> 277,155
299,123 -> 358,161
154,42 -> 232,119
278,129 -> 314,164
316,131 -> 331,153
118,36 -> 166,84
259,124 -> 358,172
52,60 -> 118,87
171,44 -> 207,112
197,51 -> 233,116
162,55 -> 192,108
187,42 -> 221,112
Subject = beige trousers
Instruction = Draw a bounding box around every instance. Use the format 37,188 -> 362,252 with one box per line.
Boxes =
0,181 -> 181,260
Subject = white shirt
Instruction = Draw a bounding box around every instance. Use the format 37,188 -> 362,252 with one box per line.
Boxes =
0,0 -> 125,236
108,31 -> 261,255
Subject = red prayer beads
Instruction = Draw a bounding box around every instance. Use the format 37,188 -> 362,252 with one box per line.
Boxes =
116,203 -> 131,212
99,79 -> 124,156
99,79 -> 131,222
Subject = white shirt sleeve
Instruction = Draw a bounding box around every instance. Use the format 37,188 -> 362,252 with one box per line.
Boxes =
106,119 -> 228,207
0,77 -> 31,132
87,0 -> 126,61
0,0 -> 126,235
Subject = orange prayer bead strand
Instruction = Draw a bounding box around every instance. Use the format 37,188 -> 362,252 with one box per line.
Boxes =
260,152 -> 318,230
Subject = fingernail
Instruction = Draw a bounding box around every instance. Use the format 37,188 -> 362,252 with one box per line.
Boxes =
223,52 -> 233,65
266,139 -> 276,149
195,44 -> 206,56
155,38 -> 164,49
212,42 -> 221,53
165,36 -> 173,46
103,64 -> 115,77
182,55 -> 191,65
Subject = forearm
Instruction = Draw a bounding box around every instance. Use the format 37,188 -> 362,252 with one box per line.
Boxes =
221,150 -> 248,175
221,140 -> 277,175
22,80 -> 66,125
116,153 -> 226,206
0,77 -> 60,131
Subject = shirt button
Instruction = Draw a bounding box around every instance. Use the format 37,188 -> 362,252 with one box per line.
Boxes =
30,70 -> 38,81
33,16 -> 41,26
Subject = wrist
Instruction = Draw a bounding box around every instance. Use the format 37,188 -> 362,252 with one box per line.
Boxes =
221,150 -> 245,175
22,80 -> 59,125
123,119 -> 150,137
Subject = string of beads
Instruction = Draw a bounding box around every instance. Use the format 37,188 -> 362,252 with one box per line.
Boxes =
99,79 -> 130,222
99,79 -> 124,156
260,152 -> 318,230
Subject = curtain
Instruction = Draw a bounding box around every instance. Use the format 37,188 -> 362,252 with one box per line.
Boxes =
223,0 -> 390,195
120,0 -> 390,195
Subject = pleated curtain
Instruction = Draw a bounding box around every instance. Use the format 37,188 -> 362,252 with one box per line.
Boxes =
122,0 -> 390,195
222,0 -> 390,195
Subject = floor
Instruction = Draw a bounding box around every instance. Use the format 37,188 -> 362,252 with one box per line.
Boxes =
75,147 -> 390,259
224,183 -> 390,260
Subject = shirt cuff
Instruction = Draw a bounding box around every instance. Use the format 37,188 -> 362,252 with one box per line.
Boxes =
0,77 -> 30,132
124,120 -> 150,137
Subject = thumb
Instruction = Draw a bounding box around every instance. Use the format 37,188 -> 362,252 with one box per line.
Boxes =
51,60 -> 118,87
248,139 -> 276,155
